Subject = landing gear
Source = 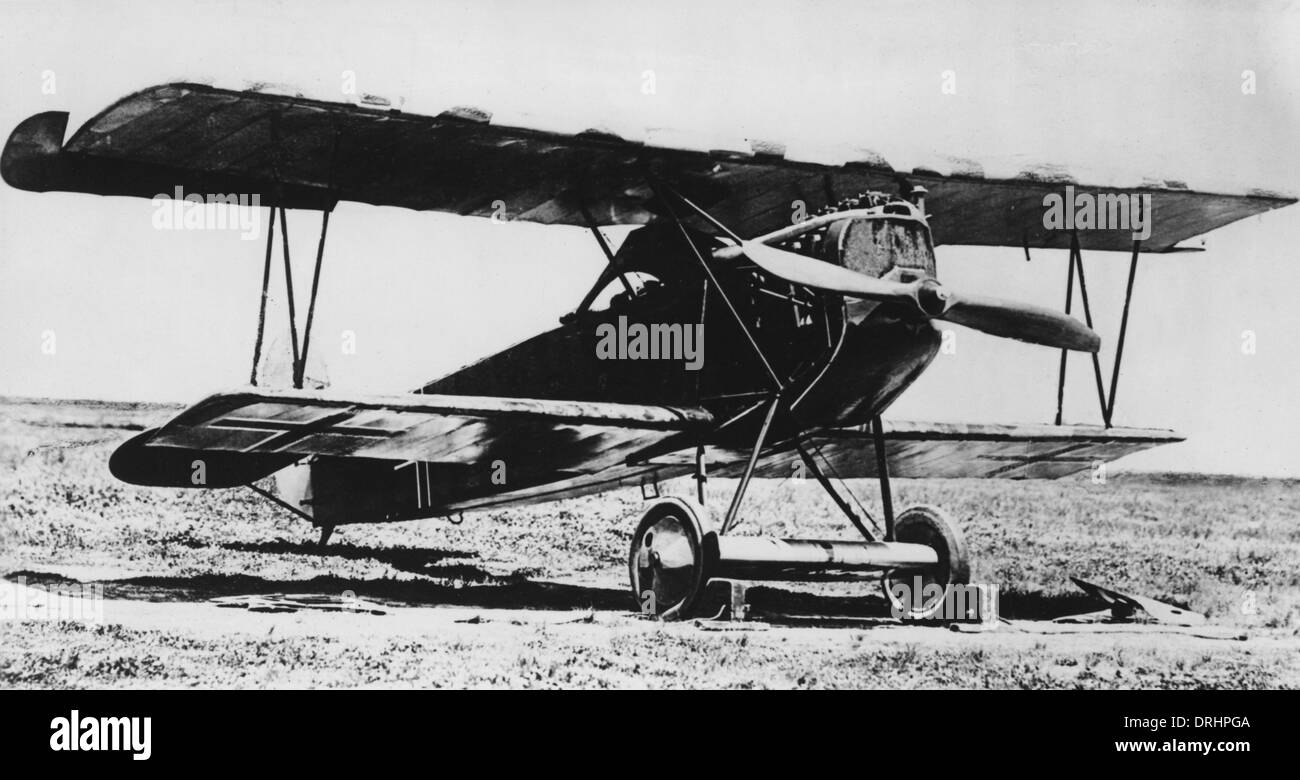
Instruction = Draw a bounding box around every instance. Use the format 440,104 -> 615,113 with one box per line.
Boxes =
627,497 -> 966,621
881,505 -> 970,620
628,498 -> 712,620
624,184 -> 972,622
317,523 -> 335,549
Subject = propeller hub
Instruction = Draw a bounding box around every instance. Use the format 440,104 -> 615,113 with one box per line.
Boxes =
916,279 -> 951,317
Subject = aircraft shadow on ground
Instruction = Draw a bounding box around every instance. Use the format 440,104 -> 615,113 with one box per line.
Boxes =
6,537 -> 1106,620
8,568 -> 631,612
217,539 -> 494,581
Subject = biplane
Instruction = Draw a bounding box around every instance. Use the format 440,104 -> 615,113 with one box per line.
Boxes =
5,82 -> 1294,618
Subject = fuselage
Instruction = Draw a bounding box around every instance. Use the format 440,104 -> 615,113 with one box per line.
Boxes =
299,199 -> 943,523
423,283 -> 941,434
426,197 -> 942,434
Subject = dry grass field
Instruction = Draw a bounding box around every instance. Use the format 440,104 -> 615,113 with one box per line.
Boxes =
2,396 -> 1299,688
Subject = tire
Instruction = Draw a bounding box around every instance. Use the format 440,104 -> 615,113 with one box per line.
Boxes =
882,504 -> 970,620
627,497 -> 713,620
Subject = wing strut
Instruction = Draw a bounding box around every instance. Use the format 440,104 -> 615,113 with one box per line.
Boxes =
250,204 -> 277,385
297,208 -> 330,388
1068,231 -> 1112,424
279,207 -> 302,374
1053,233 -> 1142,428
1107,241 -> 1141,423
1052,234 -> 1075,425
247,204 -> 335,389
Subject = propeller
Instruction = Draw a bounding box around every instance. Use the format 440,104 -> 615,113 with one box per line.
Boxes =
716,240 -> 1100,353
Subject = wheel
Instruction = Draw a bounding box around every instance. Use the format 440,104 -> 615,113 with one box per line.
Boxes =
627,498 -> 714,620
882,504 -> 970,620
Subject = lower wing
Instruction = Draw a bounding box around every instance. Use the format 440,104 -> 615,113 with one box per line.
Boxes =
641,419 -> 1183,480
110,387 -> 713,489
802,420 -> 1184,479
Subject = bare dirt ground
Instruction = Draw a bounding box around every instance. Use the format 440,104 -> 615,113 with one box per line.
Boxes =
2,396 -> 1298,689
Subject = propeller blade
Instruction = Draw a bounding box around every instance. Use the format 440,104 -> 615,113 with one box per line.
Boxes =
721,241 -> 938,308
719,240 -> 1100,352
940,293 -> 1101,353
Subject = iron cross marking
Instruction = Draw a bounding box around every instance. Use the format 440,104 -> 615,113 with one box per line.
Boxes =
211,407 -> 401,453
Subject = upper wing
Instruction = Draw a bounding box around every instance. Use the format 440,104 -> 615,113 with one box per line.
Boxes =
4,82 -> 1292,253
110,386 -> 712,488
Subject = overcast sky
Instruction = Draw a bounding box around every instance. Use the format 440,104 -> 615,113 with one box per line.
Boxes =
1,0 -> 1297,475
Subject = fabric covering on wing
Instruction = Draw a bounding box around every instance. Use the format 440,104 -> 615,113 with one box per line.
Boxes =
109,387 -> 712,488
643,420 -> 1185,481
3,82 -> 1293,253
